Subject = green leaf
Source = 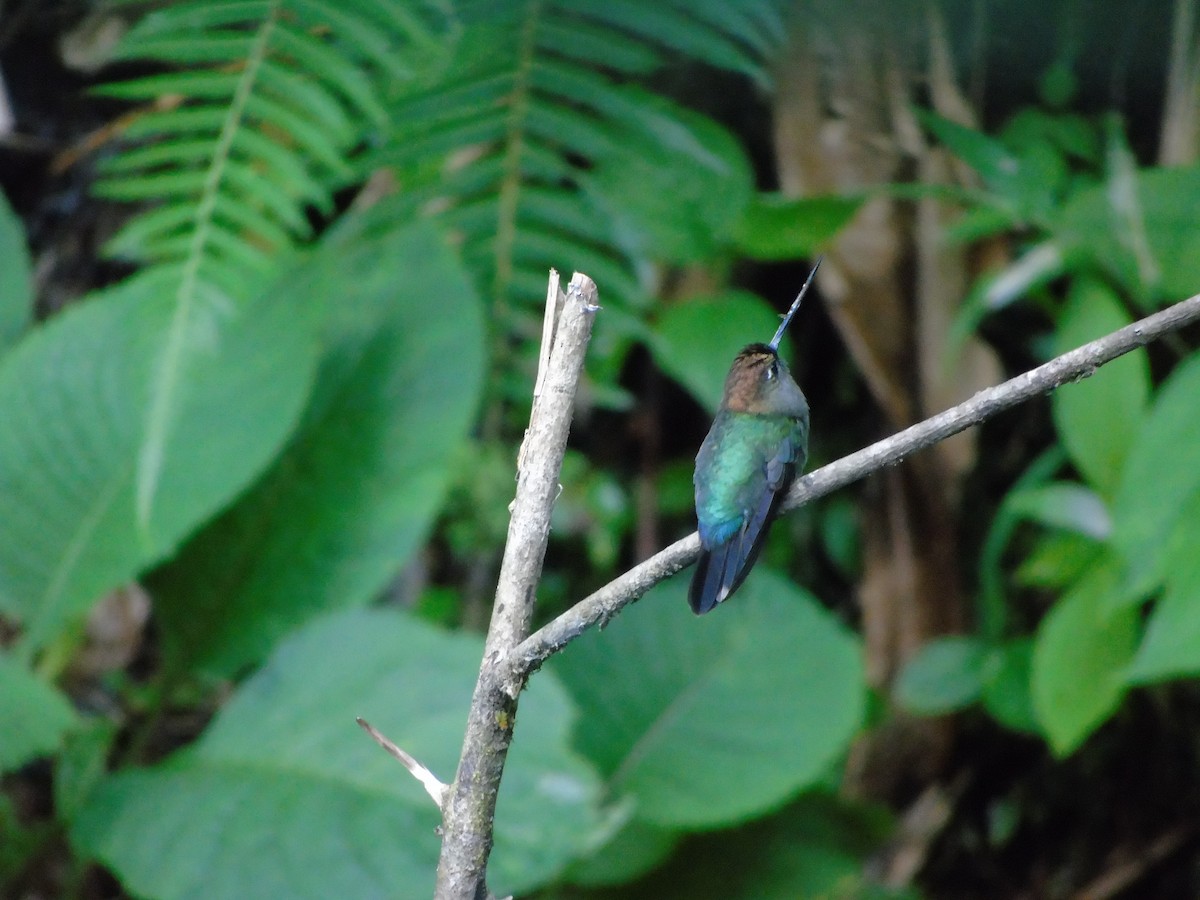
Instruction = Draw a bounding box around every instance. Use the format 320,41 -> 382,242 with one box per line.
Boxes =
719,794 -> 906,900
0,652 -> 78,772
1015,531 -> 1103,590
371,1 -> 777,318
976,447 -> 1067,638
116,1 -> 274,39
71,608 -> 603,899
1056,167 -> 1200,303
1051,278 -> 1149,496
539,19 -> 660,74
917,109 -> 1024,200
981,639 -> 1039,734
609,792 -> 905,900
818,495 -> 861,579
1031,555 -> 1138,755
923,107 -> 1069,223
943,202 -> 1021,244
1007,133 -> 1070,221
1126,496 -> 1200,683
652,291 -> 784,412
127,11 -> 289,524
1099,119 -> 1155,305
0,190 -> 33,355
55,720 -> 118,821
552,569 -> 864,829
895,636 -> 987,715
0,792 -> 43,884
948,241 -> 1067,348
0,265 -> 320,651
583,99 -> 754,262
91,0 -> 438,498
1110,353 -> 1200,594
735,193 -> 860,260
564,0 -> 777,87
151,224 -> 484,676
1038,61 -> 1077,108
566,817 -> 680,888
1004,482 -> 1111,540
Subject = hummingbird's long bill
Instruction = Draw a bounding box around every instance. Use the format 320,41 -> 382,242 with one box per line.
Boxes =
769,256 -> 822,351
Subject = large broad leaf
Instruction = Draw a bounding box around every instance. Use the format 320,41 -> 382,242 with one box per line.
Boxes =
1051,278 -> 1148,497
1031,553 -> 1138,755
1126,495 -> 1200,684
71,608 -> 604,899
1110,353 -> 1200,594
0,189 -> 32,354
552,569 -> 864,829
151,224 -> 485,676
0,263 -> 321,651
651,291 -> 786,413
0,652 -> 78,773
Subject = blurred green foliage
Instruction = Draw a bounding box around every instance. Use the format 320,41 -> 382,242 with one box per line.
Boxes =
0,1 -> 866,897
899,101 -> 1200,758
1,1 -> 1198,898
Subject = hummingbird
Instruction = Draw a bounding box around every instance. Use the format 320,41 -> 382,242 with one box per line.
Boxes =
689,260 -> 820,614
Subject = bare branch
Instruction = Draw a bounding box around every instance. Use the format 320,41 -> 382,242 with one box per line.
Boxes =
509,292 -> 1200,680
434,273 -> 599,900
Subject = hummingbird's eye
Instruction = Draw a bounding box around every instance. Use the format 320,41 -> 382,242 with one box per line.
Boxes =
764,363 -> 777,382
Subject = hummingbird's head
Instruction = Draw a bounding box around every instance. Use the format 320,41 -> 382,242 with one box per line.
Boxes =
722,343 -> 808,418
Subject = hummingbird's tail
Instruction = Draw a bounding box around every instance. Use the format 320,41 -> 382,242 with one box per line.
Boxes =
689,546 -> 730,613
689,470 -> 791,613
688,531 -> 762,614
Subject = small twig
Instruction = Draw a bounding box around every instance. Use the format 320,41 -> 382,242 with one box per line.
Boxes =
515,269 -> 564,479
507,292 -> 1200,681
0,63 -> 14,138
532,268 -> 561,399
356,717 -> 447,809
50,93 -> 185,174
1073,825 -> 1192,900
434,272 -> 598,900
874,778 -> 965,886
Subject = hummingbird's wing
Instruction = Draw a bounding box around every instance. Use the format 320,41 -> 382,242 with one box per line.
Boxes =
689,426 -> 801,614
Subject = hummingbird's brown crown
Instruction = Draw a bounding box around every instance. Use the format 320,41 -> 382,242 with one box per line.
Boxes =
722,343 -> 782,413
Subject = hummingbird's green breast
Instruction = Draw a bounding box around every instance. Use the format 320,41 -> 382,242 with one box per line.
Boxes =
694,409 -> 807,548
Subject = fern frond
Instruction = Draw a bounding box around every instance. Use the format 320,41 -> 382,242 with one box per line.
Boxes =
561,0 -> 782,85
92,0 -> 455,523
97,0 -> 451,279
360,0 -> 780,408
